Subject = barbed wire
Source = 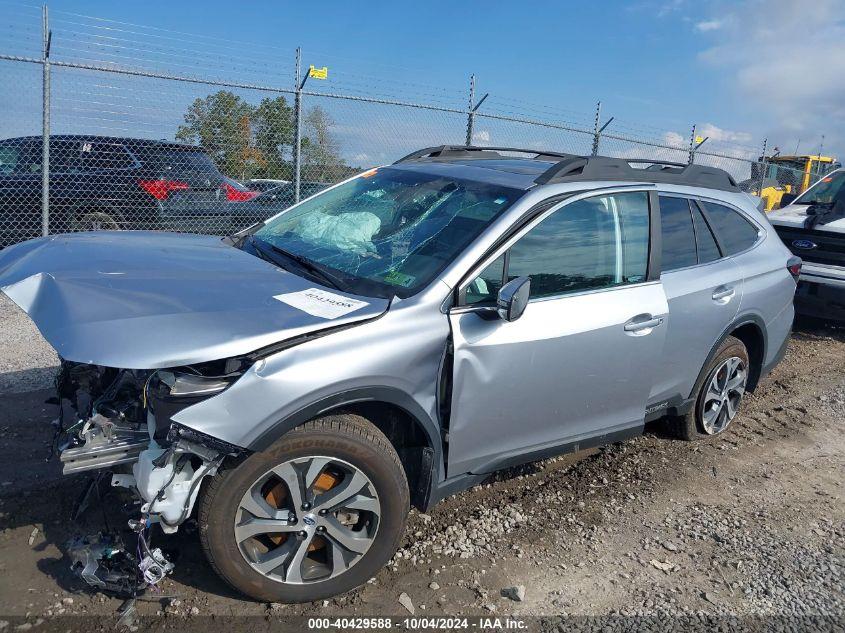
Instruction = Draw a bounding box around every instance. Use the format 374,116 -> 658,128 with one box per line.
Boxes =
0,0 -> 835,244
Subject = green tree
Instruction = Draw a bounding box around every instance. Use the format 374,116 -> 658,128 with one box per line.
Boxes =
176,92 -> 346,182
175,91 -> 256,176
302,105 -> 345,182
254,96 -> 295,178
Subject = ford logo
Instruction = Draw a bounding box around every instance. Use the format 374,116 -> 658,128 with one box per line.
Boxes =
792,239 -> 818,250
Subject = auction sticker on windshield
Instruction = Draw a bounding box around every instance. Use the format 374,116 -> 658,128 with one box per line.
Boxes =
274,288 -> 370,319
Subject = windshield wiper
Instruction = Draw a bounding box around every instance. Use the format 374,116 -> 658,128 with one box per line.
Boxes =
254,239 -> 349,292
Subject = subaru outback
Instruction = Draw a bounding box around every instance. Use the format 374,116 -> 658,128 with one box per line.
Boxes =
0,146 -> 798,603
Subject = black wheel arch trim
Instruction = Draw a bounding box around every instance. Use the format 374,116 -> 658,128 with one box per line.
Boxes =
689,312 -> 768,400
246,386 -> 444,505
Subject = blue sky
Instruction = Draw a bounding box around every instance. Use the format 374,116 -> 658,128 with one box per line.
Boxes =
2,0 -> 842,166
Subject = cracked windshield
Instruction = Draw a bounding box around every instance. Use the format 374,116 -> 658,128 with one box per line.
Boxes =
251,167 -> 521,297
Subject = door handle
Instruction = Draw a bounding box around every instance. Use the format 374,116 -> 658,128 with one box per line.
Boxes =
712,285 -> 736,302
624,314 -> 664,334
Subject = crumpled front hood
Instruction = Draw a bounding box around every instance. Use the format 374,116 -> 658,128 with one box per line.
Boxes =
0,232 -> 388,369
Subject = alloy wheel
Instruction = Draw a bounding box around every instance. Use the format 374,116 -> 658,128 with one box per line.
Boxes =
234,456 -> 381,585
701,356 -> 747,435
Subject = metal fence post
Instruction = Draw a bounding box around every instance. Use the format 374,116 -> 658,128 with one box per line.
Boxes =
41,5 -> 50,236
465,74 -> 475,146
687,125 -> 696,165
591,101 -> 613,156
591,101 -> 601,156
464,75 -> 488,147
756,138 -> 768,197
293,47 -> 303,203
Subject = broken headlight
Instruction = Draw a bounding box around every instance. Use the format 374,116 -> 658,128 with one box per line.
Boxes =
147,359 -> 250,440
156,371 -> 233,397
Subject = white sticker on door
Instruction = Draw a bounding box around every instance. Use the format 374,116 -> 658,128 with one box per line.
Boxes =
273,288 -> 369,319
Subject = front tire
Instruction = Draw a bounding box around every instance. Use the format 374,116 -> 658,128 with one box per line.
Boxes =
198,414 -> 409,603
671,335 -> 750,440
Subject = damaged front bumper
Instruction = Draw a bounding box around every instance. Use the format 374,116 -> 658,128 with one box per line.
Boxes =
54,357 -> 247,593
55,358 -> 247,523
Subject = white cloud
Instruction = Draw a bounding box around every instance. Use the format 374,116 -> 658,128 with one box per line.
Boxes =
695,0 -> 845,156
663,131 -> 687,148
694,19 -> 723,31
472,129 -> 491,144
657,0 -> 685,17
655,126 -> 757,181
696,123 -> 753,145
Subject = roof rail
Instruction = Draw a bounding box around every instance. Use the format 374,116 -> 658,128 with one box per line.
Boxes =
533,155 -> 739,191
394,145 -> 576,163
394,145 -> 740,192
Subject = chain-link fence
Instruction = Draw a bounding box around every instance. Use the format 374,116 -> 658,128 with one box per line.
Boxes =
0,2 -> 838,247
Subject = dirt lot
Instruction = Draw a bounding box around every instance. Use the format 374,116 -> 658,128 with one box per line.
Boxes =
0,303 -> 842,628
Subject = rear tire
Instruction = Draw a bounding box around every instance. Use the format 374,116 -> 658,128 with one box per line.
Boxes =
670,335 -> 750,440
198,414 -> 409,603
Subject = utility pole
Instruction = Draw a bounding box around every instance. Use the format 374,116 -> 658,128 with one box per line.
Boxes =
293,47 -> 303,203
41,5 -> 50,236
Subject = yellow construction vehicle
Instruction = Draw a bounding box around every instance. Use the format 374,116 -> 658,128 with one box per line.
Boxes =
751,154 -> 840,211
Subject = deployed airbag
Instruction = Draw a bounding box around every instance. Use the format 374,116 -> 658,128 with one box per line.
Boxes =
296,211 -> 381,254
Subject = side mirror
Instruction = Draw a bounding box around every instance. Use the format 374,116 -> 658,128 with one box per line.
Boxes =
778,193 -> 798,208
496,276 -> 531,322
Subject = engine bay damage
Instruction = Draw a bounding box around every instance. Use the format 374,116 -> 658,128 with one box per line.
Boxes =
54,357 -> 246,597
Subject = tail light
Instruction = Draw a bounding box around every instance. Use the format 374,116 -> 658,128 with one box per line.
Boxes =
139,179 -> 189,200
222,182 -> 258,202
787,256 -> 802,281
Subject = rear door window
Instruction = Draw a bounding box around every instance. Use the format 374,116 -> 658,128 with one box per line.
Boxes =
658,196 -> 697,271
51,141 -> 82,173
699,201 -> 760,255
144,148 -> 219,175
691,204 -> 721,263
80,142 -> 136,170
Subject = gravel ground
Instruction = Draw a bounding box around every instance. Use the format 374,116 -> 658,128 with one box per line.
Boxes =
0,299 -> 842,630
0,295 -> 58,394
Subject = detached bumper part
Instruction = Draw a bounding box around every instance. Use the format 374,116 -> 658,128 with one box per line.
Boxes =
67,530 -> 175,596
60,434 -> 148,475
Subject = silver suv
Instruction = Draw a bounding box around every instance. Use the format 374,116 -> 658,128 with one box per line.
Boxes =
0,146 -> 798,603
